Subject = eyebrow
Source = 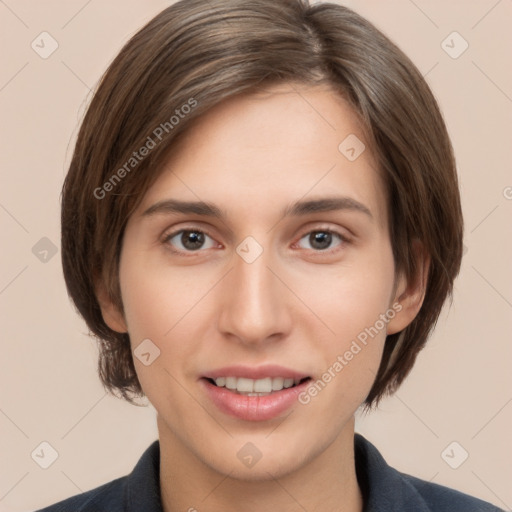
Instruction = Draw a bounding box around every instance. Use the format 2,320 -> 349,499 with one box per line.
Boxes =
142,196 -> 372,220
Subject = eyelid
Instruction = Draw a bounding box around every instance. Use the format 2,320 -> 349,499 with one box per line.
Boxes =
295,223 -> 352,242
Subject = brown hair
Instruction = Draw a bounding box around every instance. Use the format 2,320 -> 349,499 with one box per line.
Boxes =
61,0 -> 463,407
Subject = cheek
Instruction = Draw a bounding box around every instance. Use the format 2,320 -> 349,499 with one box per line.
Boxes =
117,256 -> 213,390
295,235 -> 395,399
118,251 -> 205,342
297,233 -> 396,345
117,267 -> 197,416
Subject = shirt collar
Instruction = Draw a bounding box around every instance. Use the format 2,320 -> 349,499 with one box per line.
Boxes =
124,439 -> 163,512
354,433 -> 431,511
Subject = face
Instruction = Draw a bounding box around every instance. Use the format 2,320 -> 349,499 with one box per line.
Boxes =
101,82 -> 419,480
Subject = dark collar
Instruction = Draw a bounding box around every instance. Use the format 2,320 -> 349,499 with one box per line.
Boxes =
354,433 -> 431,511
124,439 -> 163,511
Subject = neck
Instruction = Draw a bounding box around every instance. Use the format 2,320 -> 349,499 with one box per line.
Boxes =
158,415 -> 363,512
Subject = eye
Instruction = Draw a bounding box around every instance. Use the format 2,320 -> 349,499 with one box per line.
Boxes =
162,226 -> 349,256
295,228 -> 347,252
163,228 -> 218,253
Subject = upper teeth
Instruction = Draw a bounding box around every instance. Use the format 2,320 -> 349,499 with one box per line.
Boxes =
214,377 -> 302,393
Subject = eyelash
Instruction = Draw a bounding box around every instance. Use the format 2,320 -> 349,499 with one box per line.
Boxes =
161,225 -> 350,256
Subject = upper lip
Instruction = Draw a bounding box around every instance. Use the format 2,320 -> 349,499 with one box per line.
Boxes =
202,365 -> 310,380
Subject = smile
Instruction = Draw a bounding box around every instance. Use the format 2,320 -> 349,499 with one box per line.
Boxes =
200,365 -> 312,421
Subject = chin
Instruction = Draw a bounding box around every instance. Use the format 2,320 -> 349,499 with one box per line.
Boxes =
193,431 -> 323,482
207,450 -> 308,482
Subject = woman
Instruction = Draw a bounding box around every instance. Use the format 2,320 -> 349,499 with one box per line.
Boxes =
37,0 -> 503,510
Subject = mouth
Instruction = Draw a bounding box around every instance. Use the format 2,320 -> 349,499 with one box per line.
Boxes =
200,366 -> 313,421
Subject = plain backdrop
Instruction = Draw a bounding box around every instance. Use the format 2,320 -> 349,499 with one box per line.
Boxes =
0,1 -> 511,511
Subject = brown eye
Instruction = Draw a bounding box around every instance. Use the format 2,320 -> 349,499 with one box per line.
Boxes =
163,229 -> 216,253
296,230 -> 346,252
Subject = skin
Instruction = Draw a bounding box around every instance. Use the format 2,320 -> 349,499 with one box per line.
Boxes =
98,82 -> 428,512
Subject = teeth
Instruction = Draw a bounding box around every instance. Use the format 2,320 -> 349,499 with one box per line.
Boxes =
271,377 -> 284,390
213,376 -> 305,393
225,377 -> 237,390
283,378 -> 294,388
254,377 -> 272,393
237,377 -> 254,393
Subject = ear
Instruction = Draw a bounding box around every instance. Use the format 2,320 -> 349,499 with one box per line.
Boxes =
386,239 -> 430,335
95,279 -> 128,333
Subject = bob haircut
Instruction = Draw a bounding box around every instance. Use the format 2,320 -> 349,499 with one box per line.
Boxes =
61,0 -> 463,408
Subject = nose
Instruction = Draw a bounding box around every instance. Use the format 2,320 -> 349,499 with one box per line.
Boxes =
216,242 -> 293,346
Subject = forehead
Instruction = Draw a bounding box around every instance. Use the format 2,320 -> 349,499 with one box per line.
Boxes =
135,82 -> 387,230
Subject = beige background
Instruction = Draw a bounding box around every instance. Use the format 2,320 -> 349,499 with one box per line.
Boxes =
0,1 -> 511,511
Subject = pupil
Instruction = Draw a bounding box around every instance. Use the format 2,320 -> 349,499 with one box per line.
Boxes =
182,231 -> 204,250
311,232 -> 331,250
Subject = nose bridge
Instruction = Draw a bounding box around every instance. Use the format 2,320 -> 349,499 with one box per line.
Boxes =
217,238 -> 290,343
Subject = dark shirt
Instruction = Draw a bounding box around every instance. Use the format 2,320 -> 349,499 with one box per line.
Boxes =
35,433 -> 504,511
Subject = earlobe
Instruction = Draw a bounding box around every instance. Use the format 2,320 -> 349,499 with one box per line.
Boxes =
95,280 -> 128,333
386,240 -> 430,335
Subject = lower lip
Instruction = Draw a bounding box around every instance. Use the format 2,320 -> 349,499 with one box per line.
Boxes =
201,378 -> 311,422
